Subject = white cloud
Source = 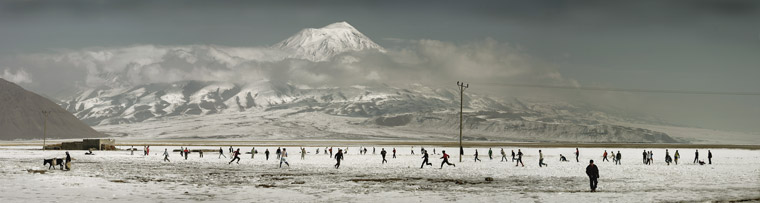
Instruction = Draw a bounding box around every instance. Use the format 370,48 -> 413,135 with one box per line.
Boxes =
1,69 -> 32,84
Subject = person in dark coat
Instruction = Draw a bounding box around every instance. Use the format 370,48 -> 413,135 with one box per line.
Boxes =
65,151 -> 72,171
420,150 -> 432,168
334,149 -> 344,169
381,148 -> 388,164
586,160 -> 599,192
265,149 -> 270,160
615,151 -> 622,165
694,150 -> 699,164
708,150 -> 712,164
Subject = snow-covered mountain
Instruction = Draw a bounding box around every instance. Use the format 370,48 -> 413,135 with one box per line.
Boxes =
55,21 -> 683,143
274,21 -> 385,61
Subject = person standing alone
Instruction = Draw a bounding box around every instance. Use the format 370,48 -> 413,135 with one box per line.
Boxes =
708,150 -> 713,164
575,148 -> 580,162
334,149 -> 344,169
586,160 -> 599,192
694,150 -> 699,164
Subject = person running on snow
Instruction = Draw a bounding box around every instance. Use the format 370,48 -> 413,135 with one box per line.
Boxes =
184,147 -> 189,160
500,148 -> 508,162
163,148 -> 170,162
229,148 -> 241,164
439,150 -> 455,168
539,150 -> 548,167
279,148 -> 290,168
411,146 -> 415,155
708,150 -> 713,164
380,148 -> 388,164
586,160 -> 599,192
575,148 -> 580,162
488,148 -> 494,160
474,149 -> 482,162
515,149 -> 524,167
218,147 -> 226,159
392,148 -> 397,159
301,147 -> 306,160
420,149 -> 432,168
265,149 -> 270,160
334,149 -> 344,169
276,147 -> 282,160
511,150 -> 516,162
615,151 -> 621,165
602,150 -> 609,162
693,150 -> 699,164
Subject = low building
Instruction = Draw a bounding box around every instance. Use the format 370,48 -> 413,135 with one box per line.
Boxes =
46,139 -> 117,150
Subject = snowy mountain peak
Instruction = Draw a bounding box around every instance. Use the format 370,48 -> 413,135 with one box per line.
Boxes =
274,21 -> 385,61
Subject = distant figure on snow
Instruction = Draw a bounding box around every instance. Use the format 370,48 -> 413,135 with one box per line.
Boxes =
539,150 -> 548,167
265,149 -> 270,160
708,150 -> 713,164
586,160 -> 599,192
488,148 -> 493,160
615,151 -> 621,165
421,149 -> 432,168
392,148 -> 397,159
575,148 -> 580,162
276,147 -> 282,159
65,151 -> 72,170
474,149 -> 481,162
279,148 -> 290,168
381,148 -> 388,164
439,150 -> 455,169
229,148 -> 240,164
500,148 -> 508,162
515,149 -> 524,167
602,150 -> 609,162
694,150 -> 699,164
334,149 -> 344,169
163,149 -> 170,162
560,154 -> 568,162
218,147 -> 226,159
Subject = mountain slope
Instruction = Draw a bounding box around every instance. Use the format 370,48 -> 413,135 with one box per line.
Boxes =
0,78 -> 104,140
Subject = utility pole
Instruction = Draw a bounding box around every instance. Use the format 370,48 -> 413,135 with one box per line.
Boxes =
456,81 -> 468,162
42,110 -> 51,150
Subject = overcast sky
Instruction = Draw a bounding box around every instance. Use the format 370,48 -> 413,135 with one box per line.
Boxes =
1,0 -> 759,132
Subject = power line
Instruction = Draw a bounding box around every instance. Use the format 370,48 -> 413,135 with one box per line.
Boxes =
473,82 -> 760,96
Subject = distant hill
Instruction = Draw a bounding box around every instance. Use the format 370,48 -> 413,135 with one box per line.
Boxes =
0,78 -> 104,140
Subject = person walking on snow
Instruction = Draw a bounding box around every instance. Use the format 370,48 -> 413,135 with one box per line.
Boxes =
586,160 -> 599,192
674,150 -> 680,165
229,148 -> 241,164
488,148 -> 493,160
474,149 -> 482,162
265,149 -> 270,160
511,150 -> 516,162
251,147 -> 255,159
539,150 -> 548,167
708,150 -> 712,164
334,149 -> 344,169
392,148 -> 397,159
602,150 -> 609,162
381,148 -> 388,164
615,151 -> 622,165
329,147 -> 333,158
411,146 -> 415,155
276,147 -> 282,160
515,149 -> 524,167
665,149 -> 672,165
643,150 -> 648,164
694,150 -> 699,164
218,147 -> 226,159
575,148 -> 580,162
163,149 -> 170,162
279,148 -> 290,168
500,148 -> 508,162
440,150 -> 455,168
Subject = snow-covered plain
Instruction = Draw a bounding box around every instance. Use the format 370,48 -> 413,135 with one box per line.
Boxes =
1,146 -> 758,202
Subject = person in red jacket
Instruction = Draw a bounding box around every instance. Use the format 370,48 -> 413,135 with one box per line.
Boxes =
392,148 -> 397,159
229,148 -> 241,164
440,150 -> 456,169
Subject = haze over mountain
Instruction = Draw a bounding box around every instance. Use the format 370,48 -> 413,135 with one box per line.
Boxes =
0,78 -> 104,140
42,22 -> 698,143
